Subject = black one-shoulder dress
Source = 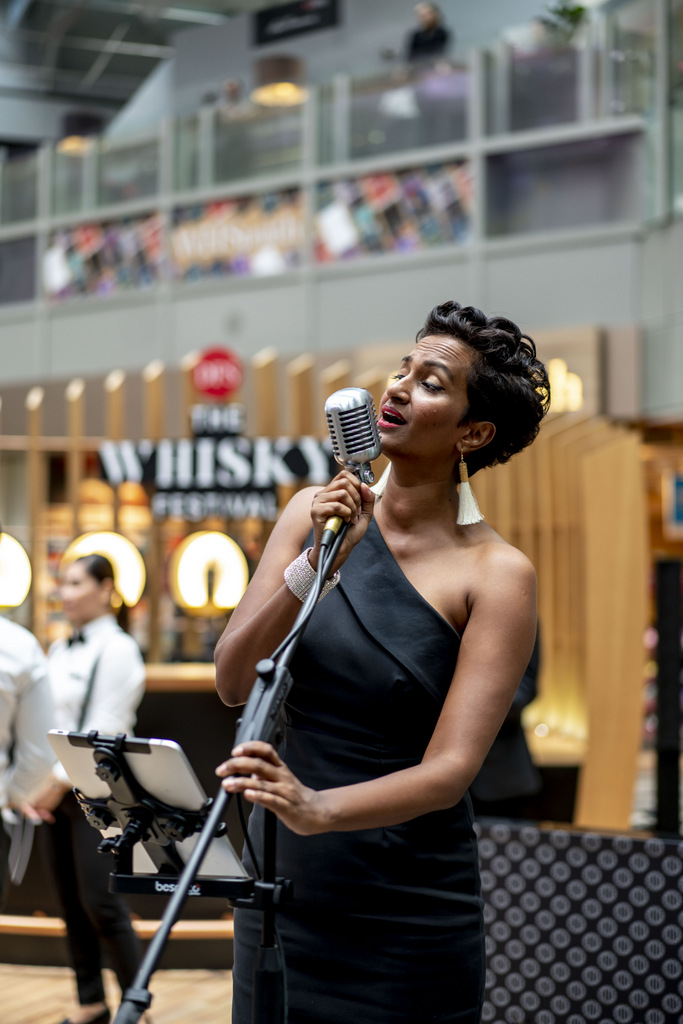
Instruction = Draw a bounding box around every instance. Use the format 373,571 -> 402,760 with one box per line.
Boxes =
231,520 -> 485,1024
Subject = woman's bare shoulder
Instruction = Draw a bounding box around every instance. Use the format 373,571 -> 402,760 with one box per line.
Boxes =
470,529 -> 537,598
452,525 -> 536,597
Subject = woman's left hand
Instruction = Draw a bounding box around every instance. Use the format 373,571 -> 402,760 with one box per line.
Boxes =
216,741 -> 327,836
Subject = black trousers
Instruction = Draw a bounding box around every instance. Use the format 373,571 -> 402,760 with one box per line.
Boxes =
39,792 -> 141,1005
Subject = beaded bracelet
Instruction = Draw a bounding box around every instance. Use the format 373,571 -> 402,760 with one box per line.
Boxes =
284,547 -> 340,603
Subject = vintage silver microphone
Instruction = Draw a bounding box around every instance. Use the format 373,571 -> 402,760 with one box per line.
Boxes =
324,387 -> 382,485
321,387 -> 382,549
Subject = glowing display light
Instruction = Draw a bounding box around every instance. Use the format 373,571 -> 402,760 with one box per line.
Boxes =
548,358 -> 583,412
169,532 -> 249,616
0,534 -> 32,607
61,532 -> 146,606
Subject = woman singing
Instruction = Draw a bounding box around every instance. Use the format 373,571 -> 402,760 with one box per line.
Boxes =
215,301 -> 550,1023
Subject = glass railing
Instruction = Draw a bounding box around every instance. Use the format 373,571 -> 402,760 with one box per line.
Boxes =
670,0 -> 683,214
486,133 -> 643,237
52,147 -> 89,216
174,113 -> 202,191
97,134 -> 161,206
604,0 -> 657,118
485,42 -> 582,134
0,149 -> 39,224
173,104 -> 305,192
0,237 -> 36,303
317,63 -> 470,165
214,104 -> 303,182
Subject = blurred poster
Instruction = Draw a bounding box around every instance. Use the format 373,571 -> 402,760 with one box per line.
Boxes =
43,214 -> 164,299
170,190 -> 304,281
662,471 -> 683,540
315,161 -> 472,262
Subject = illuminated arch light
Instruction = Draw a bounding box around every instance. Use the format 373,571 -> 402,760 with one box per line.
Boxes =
170,532 -> 249,617
0,534 -> 32,607
61,532 -> 146,607
548,358 -> 583,412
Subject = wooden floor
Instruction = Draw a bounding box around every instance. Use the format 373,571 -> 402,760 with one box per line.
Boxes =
0,964 -> 233,1024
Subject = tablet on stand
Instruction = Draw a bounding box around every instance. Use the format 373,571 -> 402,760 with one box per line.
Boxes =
48,729 -> 252,901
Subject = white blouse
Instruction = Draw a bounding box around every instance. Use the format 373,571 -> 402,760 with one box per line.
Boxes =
47,613 -> 146,785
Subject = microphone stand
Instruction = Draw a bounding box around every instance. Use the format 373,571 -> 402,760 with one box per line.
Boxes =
112,528 -> 347,1024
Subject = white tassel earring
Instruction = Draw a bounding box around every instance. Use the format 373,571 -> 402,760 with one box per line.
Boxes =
371,463 -> 391,498
457,450 -> 484,526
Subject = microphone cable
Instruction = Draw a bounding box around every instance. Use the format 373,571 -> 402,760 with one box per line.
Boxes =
269,529 -> 343,666
236,792 -> 262,880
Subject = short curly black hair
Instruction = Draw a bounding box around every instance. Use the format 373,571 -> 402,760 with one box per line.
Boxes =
416,301 -> 551,475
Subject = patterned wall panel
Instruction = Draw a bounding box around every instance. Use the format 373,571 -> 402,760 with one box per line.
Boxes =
478,822 -> 683,1024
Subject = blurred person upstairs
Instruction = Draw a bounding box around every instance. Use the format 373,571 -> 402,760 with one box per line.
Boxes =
406,3 -> 453,65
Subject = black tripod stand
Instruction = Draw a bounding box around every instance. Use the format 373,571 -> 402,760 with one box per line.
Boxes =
104,527 -> 347,1024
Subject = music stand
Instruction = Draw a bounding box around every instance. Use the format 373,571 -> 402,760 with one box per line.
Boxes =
47,730 -> 252,901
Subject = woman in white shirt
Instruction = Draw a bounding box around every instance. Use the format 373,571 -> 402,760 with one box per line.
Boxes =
30,554 -> 146,1024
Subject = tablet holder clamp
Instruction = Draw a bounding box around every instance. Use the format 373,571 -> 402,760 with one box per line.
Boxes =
74,730 -> 253,901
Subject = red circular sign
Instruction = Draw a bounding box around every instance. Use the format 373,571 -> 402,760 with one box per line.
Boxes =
193,347 -> 243,398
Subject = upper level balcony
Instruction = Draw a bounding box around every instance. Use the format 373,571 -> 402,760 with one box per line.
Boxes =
0,0 -> 664,229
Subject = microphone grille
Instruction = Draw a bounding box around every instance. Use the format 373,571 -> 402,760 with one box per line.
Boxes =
324,387 -> 382,471
326,402 -> 378,460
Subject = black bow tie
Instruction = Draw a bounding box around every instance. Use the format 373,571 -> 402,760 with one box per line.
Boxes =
67,631 -> 85,647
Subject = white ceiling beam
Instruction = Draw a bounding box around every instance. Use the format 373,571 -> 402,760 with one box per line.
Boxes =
80,19 -> 129,89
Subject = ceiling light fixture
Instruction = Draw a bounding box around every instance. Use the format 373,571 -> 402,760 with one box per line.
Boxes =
251,55 -> 308,107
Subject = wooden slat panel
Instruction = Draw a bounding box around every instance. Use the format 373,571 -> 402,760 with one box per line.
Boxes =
514,444 -> 538,567
321,359 -> 351,395
471,466 -> 493,527
26,387 -> 45,637
549,418 -> 613,739
143,361 -> 165,441
277,354 -> 317,507
251,347 -> 279,437
104,371 -> 126,533
143,362 -> 165,663
105,370 -> 126,442
574,432 -> 649,829
66,378 -> 85,535
530,420 -> 560,731
180,351 -> 200,439
534,414 -> 592,732
286,354 -> 316,436
492,460 -> 514,543
319,359 -> 352,437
